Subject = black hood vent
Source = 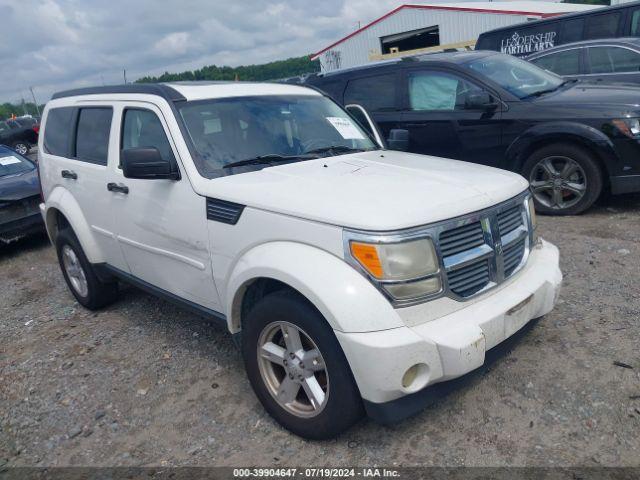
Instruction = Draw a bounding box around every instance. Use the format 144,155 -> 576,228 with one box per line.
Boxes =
206,198 -> 245,225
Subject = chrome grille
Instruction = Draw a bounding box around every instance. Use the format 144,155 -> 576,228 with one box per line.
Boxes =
497,205 -> 524,236
503,237 -> 526,277
438,195 -> 531,300
448,259 -> 490,298
439,221 -> 484,257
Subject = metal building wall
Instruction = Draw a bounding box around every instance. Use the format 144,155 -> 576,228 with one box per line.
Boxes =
318,9 -> 534,71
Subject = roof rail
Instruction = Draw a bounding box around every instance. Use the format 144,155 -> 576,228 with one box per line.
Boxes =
51,84 -> 186,102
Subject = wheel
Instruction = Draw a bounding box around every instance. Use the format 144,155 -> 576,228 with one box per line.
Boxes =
55,228 -> 118,309
242,290 -> 363,439
12,141 -> 29,156
522,143 -> 603,215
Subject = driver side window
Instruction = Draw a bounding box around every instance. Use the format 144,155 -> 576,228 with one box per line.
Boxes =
121,109 -> 175,165
407,71 -> 483,111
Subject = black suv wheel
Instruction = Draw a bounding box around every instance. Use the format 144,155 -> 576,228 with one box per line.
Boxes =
523,143 -> 602,215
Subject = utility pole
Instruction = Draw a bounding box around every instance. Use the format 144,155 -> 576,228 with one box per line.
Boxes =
123,69 -> 127,84
29,86 -> 40,117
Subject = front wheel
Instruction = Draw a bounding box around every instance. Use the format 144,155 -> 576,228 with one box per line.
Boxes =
242,290 -> 363,439
522,143 -> 603,215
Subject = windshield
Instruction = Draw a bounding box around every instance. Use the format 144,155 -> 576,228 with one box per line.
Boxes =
465,54 -> 564,99
178,95 -> 378,177
0,149 -> 34,177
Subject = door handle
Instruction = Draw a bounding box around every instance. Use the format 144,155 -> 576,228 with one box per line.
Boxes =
61,170 -> 77,180
107,182 -> 129,194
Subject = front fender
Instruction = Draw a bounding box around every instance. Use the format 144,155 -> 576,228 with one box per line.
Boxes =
504,121 -> 619,175
226,241 -> 403,334
44,186 -> 105,264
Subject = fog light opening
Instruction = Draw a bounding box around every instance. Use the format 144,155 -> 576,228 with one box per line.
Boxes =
401,363 -> 429,391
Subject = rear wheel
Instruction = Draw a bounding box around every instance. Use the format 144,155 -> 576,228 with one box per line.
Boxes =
12,141 -> 29,156
56,228 -> 118,309
522,143 -> 602,215
242,290 -> 363,439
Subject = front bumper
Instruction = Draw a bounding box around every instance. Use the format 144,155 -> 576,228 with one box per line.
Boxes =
335,238 -> 562,423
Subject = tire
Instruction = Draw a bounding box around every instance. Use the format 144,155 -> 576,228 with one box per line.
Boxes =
522,143 -> 603,215
242,290 -> 363,439
12,141 -> 29,156
55,228 -> 118,309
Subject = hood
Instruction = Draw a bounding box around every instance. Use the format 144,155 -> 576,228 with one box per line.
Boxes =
202,150 -> 528,231
534,82 -> 640,113
0,168 -> 40,201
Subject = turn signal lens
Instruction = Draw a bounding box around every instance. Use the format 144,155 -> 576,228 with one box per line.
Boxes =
350,242 -> 383,278
527,196 -> 537,229
350,238 -> 438,281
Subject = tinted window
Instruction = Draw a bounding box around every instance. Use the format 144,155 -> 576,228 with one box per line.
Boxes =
344,73 -> 397,111
588,46 -> 640,73
585,12 -> 620,39
561,18 -> 584,43
631,10 -> 640,36
407,71 -> 482,111
44,107 -> 74,157
0,149 -> 35,177
0,121 -> 10,134
122,109 -> 175,163
75,108 -> 112,165
531,49 -> 581,76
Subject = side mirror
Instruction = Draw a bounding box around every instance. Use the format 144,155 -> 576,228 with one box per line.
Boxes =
465,91 -> 498,111
121,147 -> 179,180
387,129 -> 409,151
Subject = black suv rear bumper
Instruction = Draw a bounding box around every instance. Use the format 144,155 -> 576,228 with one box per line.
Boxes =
0,213 -> 44,243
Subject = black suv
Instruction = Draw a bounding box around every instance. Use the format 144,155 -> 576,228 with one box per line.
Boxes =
0,120 -> 38,156
303,51 -> 640,215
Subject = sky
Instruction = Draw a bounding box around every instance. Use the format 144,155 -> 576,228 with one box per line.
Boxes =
0,0 -> 417,104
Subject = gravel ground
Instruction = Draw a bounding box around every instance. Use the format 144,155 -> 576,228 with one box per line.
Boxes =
1,192 -> 639,468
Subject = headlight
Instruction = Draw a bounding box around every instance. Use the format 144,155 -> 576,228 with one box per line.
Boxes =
348,237 -> 442,302
612,118 -> 640,138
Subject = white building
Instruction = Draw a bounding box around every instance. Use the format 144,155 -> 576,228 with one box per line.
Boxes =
312,1 -> 600,72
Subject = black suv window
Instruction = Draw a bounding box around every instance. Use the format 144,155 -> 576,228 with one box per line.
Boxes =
561,18 -> 584,43
344,73 -> 397,111
121,109 -> 175,163
44,107 -> 75,157
584,12 -> 621,39
631,10 -> 640,36
75,108 -> 112,165
587,46 -> 640,74
407,71 -> 482,111
531,49 -> 581,76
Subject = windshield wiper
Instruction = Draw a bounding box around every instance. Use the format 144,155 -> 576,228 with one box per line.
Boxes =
522,79 -> 576,100
303,145 -> 366,156
223,154 -> 303,169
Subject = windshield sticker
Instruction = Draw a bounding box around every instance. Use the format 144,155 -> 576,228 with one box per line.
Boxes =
0,156 -> 22,166
326,117 -> 365,140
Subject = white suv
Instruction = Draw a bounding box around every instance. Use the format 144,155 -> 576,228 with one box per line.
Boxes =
38,82 -> 562,439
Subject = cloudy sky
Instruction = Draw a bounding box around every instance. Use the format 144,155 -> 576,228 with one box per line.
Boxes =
0,0 -> 420,104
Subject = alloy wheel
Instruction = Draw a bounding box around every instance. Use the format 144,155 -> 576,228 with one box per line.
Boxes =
14,143 -> 28,155
529,156 -> 587,210
257,321 -> 329,418
62,245 -> 88,297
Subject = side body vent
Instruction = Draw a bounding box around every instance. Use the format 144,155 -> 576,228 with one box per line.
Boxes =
206,198 -> 245,225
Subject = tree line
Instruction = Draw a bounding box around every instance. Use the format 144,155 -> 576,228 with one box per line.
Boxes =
0,102 -> 43,121
136,55 -> 320,83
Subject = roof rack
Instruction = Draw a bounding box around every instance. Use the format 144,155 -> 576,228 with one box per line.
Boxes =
51,84 -> 186,102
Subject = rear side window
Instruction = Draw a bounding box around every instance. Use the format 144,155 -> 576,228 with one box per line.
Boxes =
584,12 -> 621,40
561,19 -> 584,43
121,109 -> 175,163
531,49 -> 581,76
631,10 -> 640,36
44,107 -> 74,156
588,46 -> 640,74
75,108 -> 112,165
344,73 -> 397,112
